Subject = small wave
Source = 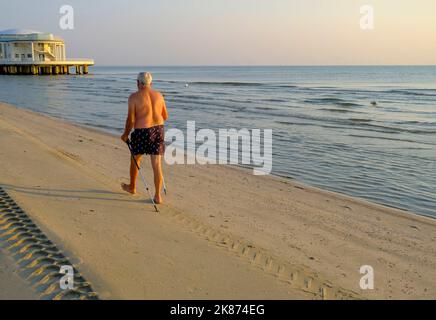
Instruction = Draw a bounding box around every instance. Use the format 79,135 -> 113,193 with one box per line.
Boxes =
261,98 -> 288,103
272,84 -> 299,89
305,97 -> 361,107
348,122 -> 436,135
348,118 -> 372,123
392,120 -> 436,127
305,97 -> 344,103
185,81 -> 265,87
319,108 -> 362,114
163,91 -> 181,95
256,106 -> 275,111
172,94 -> 214,101
276,116 -> 436,135
348,134 -> 436,146
337,102 -> 361,107
387,89 -> 436,97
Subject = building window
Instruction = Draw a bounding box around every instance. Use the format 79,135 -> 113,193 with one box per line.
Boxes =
27,54 -> 32,59
15,54 -> 19,59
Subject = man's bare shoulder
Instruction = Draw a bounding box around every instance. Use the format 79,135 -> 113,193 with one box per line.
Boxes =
129,91 -> 139,99
151,89 -> 164,99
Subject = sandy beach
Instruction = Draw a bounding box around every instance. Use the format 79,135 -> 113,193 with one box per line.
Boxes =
0,249 -> 38,300
0,101 -> 435,300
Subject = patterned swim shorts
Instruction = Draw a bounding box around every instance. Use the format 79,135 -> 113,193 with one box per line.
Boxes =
130,126 -> 165,156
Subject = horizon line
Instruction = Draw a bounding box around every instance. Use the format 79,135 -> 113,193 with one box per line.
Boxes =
93,64 -> 436,68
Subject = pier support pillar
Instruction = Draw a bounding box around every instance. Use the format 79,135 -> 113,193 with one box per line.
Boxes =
0,64 -> 91,76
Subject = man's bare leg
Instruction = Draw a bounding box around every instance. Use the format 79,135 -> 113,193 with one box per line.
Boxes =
122,155 -> 142,194
151,155 -> 164,204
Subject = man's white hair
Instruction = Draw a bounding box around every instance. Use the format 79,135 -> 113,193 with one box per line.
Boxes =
137,72 -> 153,86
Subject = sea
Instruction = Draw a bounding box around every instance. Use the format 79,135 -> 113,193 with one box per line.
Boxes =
0,66 -> 435,217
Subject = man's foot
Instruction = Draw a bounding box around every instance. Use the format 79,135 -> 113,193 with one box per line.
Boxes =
121,183 -> 136,195
154,195 -> 163,205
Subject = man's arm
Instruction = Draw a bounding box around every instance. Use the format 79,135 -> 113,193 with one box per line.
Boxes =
121,95 -> 136,142
162,96 -> 169,121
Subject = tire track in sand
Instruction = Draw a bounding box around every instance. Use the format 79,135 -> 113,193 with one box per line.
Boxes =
161,206 -> 362,300
0,187 -> 98,300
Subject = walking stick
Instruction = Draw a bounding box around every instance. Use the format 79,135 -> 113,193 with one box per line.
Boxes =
163,177 -> 167,195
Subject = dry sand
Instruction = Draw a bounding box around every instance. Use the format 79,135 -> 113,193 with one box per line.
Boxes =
0,102 -> 435,300
0,249 -> 38,300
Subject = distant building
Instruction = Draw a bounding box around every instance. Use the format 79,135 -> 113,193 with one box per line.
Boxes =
0,29 -> 94,75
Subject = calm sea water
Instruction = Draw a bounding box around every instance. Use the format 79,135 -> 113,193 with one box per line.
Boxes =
0,66 -> 435,217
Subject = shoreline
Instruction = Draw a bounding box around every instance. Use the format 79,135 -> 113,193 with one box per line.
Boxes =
1,65 -> 435,218
3,101 -> 434,222
1,101 -> 435,299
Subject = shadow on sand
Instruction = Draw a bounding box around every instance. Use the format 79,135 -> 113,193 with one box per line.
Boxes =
0,184 -> 155,205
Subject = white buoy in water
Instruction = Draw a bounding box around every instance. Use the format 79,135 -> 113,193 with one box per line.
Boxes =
185,83 -> 189,88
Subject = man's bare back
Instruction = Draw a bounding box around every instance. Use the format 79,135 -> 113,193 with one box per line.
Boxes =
130,88 -> 168,129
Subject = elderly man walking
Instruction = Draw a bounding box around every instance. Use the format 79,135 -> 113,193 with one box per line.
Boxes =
121,72 -> 168,204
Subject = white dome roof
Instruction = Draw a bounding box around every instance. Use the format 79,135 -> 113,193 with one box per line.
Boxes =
0,29 -> 44,35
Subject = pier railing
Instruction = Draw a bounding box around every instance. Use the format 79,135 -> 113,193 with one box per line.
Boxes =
0,59 -> 94,66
